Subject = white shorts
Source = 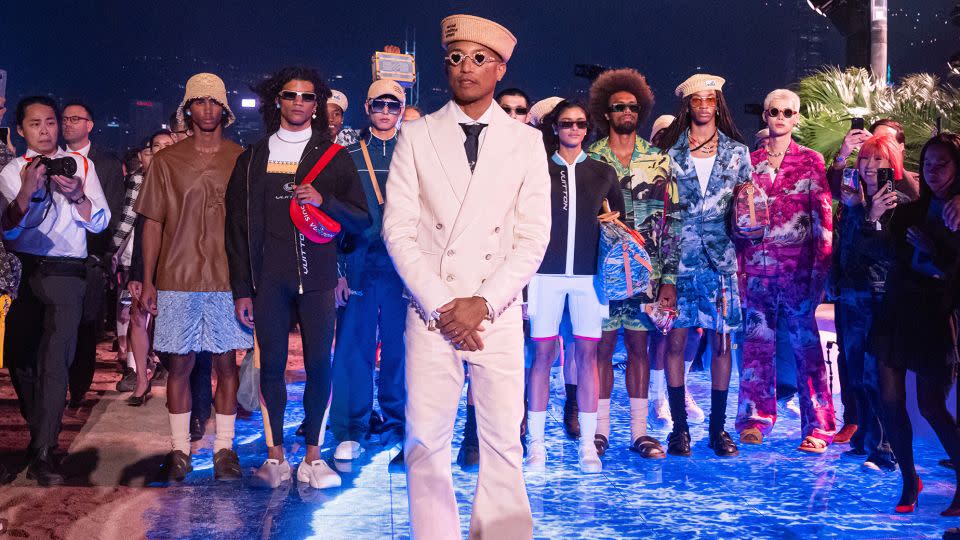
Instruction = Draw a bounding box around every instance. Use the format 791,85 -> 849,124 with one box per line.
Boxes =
527,274 -> 608,341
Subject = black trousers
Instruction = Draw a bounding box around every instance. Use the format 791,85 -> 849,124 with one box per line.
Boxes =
255,271 -> 336,447
68,259 -> 108,402
6,256 -> 86,451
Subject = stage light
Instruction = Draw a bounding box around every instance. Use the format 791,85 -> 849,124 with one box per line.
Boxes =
241,98 -> 256,108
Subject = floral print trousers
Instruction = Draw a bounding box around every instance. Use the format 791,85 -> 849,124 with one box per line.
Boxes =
735,276 -> 836,442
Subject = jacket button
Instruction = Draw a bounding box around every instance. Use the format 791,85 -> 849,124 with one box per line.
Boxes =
446,274 -> 455,282
436,223 -> 443,230
447,250 -> 455,256
485,254 -> 492,260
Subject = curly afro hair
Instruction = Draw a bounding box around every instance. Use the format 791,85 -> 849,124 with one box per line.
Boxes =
588,68 -> 655,135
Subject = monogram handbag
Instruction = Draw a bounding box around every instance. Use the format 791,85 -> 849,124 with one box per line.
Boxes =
595,201 -> 653,302
731,180 -> 769,238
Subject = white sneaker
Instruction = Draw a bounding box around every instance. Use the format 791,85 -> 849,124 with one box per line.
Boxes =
297,459 -> 341,489
786,396 -> 802,418
334,440 -> 363,460
578,443 -> 602,474
253,458 -> 291,489
525,440 -> 547,470
685,389 -> 706,424
651,398 -> 673,428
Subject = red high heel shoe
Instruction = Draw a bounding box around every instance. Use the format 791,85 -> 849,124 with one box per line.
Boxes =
895,477 -> 923,514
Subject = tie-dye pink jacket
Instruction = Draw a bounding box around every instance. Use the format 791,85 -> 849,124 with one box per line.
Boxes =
737,140 -> 832,294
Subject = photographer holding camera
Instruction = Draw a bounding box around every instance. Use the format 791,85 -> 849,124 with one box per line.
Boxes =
0,96 -> 110,485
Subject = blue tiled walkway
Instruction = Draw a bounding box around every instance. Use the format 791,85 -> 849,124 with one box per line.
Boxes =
143,360 -> 958,539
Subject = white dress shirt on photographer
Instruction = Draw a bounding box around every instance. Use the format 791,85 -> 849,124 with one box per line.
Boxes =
0,148 -> 109,257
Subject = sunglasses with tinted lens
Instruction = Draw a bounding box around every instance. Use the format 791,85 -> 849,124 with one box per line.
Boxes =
607,103 -> 640,113
278,90 -> 318,102
557,120 -> 589,130
691,96 -> 717,108
445,51 -> 497,67
502,106 -> 529,115
767,107 -> 796,118
369,99 -> 402,115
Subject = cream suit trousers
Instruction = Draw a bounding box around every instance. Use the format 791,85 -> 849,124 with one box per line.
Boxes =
404,304 -> 532,540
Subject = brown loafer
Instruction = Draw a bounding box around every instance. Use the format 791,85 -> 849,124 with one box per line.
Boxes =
833,424 -> 858,445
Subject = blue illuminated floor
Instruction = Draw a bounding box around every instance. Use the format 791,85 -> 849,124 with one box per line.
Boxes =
141,360 -> 960,540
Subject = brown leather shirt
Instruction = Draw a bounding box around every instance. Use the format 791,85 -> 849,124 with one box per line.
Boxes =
134,139 -> 242,292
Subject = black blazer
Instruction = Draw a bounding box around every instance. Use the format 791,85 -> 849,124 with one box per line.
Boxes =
86,145 -> 125,258
537,155 -> 625,275
225,130 -> 370,299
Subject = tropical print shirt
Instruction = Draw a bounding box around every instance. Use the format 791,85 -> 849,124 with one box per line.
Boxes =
667,130 -> 753,277
588,135 -> 681,285
738,140 -> 833,294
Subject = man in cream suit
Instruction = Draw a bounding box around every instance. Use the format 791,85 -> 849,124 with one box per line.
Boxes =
382,14 -> 551,540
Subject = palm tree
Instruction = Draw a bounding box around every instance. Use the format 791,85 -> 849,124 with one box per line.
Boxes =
794,67 -> 960,169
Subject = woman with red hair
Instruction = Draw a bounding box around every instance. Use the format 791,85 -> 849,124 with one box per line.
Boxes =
834,134 -> 919,473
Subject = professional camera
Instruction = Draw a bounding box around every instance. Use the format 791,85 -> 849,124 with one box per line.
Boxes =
38,156 -> 77,178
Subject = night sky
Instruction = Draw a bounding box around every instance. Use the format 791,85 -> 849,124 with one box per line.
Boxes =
2,0 -> 956,149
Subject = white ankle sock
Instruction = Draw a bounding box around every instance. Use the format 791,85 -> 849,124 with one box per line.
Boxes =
651,370 -> 666,401
597,399 -> 611,438
578,412 -> 598,441
214,413 -> 237,453
126,351 -> 136,371
630,398 -> 649,442
169,412 -> 191,454
527,410 -> 547,442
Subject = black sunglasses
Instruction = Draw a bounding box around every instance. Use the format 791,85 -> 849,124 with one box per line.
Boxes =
767,107 -> 796,119
369,99 -> 402,115
502,106 -> 529,115
445,51 -> 498,67
607,103 -> 640,114
278,90 -> 318,102
557,120 -> 589,130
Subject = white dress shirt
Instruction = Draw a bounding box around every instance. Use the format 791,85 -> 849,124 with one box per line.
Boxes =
0,148 -> 110,257
66,141 -> 91,157
453,100 -> 496,155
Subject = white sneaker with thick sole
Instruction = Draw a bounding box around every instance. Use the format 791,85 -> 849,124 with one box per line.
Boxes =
253,458 -> 291,489
651,398 -> 673,428
297,459 -> 341,489
578,443 -> 602,474
525,440 -> 547,470
334,440 -> 363,460
685,389 -> 706,424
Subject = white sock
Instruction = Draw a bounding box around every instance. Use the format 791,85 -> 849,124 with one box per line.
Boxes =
651,370 -> 666,401
126,351 -> 136,371
578,412 -> 598,443
169,412 -> 191,455
597,399 -> 611,438
117,320 -> 129,340
214,413 -> 237,453
630,398 -> 649,442
527,410 -> 547,442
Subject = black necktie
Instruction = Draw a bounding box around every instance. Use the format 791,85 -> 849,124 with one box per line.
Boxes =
460,123 -> 487,173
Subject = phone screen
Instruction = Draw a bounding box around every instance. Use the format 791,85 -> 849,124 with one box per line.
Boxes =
841,168 -> 859,192
851,117 -> 865,131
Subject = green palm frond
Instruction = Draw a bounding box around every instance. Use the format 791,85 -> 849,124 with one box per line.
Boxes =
793,67 -> 959,170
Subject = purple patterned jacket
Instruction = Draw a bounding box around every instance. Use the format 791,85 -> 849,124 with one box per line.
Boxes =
737,140 -> 832,295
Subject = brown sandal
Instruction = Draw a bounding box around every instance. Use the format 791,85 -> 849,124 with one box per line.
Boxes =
630,435 -> 666,459
798,435 -> 828,454
739,428 -> 763,445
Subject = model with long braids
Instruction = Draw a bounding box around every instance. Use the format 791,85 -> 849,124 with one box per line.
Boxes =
659,74 -> 752,458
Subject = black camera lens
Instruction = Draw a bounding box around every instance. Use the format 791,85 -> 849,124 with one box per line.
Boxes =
39,156 -> 77,178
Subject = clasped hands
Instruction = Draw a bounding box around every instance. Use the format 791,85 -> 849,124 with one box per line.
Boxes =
437,296 -> 489,352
